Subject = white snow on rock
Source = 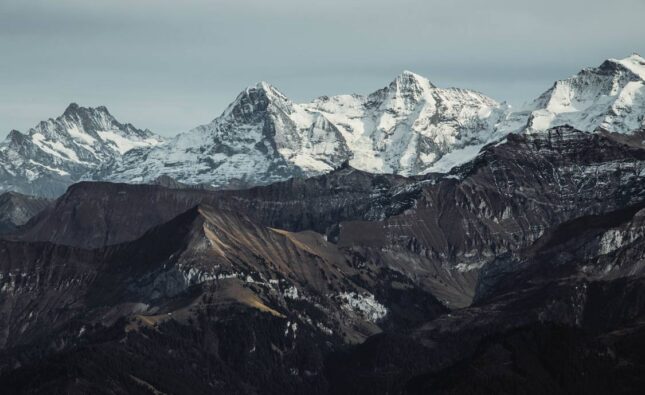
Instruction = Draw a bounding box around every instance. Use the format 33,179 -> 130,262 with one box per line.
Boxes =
104,55 -> 645,189
283,285 -> 301,300
2,54 -> 645,196
615,53 -> 645,80
97,130 -> 162,155
498,53 -> 645,135
597,228 -> 640,256
102,71 -> 507,187
303,71 -> 507,176
0,103 -> 162,197
425,143 -> 487,174
338,291 -> 387,323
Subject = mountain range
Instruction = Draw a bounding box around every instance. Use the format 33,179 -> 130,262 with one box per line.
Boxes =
1,54 -> 645,393
2,53 -> 644,197
0,104 -> 161,197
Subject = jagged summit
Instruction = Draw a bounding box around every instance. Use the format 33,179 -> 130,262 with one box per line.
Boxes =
220,81 -> 293,120
62,102 -> 112,118
2,54 -> 645,196
100,69 -> 504,187
609,52 -> 645,80
254,80 -> 288,97
497,53 -> 645,134
63,102 -> 81,115
368,70 -> 436,108
0,190 -> 51,233
393,70 -> 436,89
400,69 -> 425,77
0,104 -> 163,197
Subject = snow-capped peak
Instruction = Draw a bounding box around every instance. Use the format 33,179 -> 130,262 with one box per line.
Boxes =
376,70 -> 436,104
5,53 -> 645,197
57,104 -> 124,136
63,101 -> 108,115
365,70 -> 439,115
255,81 -> 288,97
393,70 -> 436,90
221,81 -> 294,120
255,81 -> 292,108
610,53 -> 645,81
0,104 -> 162,196
31,103 -> 161,155
498,53 -> 645,135
101,69 -> 507,187
63,102 -> 82,116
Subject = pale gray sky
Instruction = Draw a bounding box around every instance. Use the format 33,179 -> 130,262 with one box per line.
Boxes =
1,0 -> 644,138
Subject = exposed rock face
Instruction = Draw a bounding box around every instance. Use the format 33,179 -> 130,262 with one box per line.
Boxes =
0,192 -> 51,234
3,190 -> 645,393
1,123 -> 645,392
337,126 -> 645,306
326,202 -> 645,394
302,71 -> 506,175
101,73 -> 505,187
2,55 -> 644,197
500,53 -> 645,134
99,54 -> 645,188
14,165 -> 423,248
0,104 -> 162,197
0,56 -> 645,393
0,204 -> 447,393
12,125 -> 645,311
476,200 -> 645,304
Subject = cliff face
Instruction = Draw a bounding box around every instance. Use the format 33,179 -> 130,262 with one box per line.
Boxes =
0,192 -> 51,234
0,203 -> 448,393
1,55 -> 645,394
2,124 -> 645,393
3,55 -> 644,199
0,104 -> 161,197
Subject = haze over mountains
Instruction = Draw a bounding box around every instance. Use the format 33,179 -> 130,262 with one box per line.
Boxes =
1,53 -> 645,393
2,54 -> 644,197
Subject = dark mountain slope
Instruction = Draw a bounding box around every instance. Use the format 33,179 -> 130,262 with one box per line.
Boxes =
326,201 -> 645,394
0,203 -> 446,393
12,164 -> 422,248
1,125 -> 645,393
338,126 -> 645,306
0,192 -> 51,234
12,126 -> 645,310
